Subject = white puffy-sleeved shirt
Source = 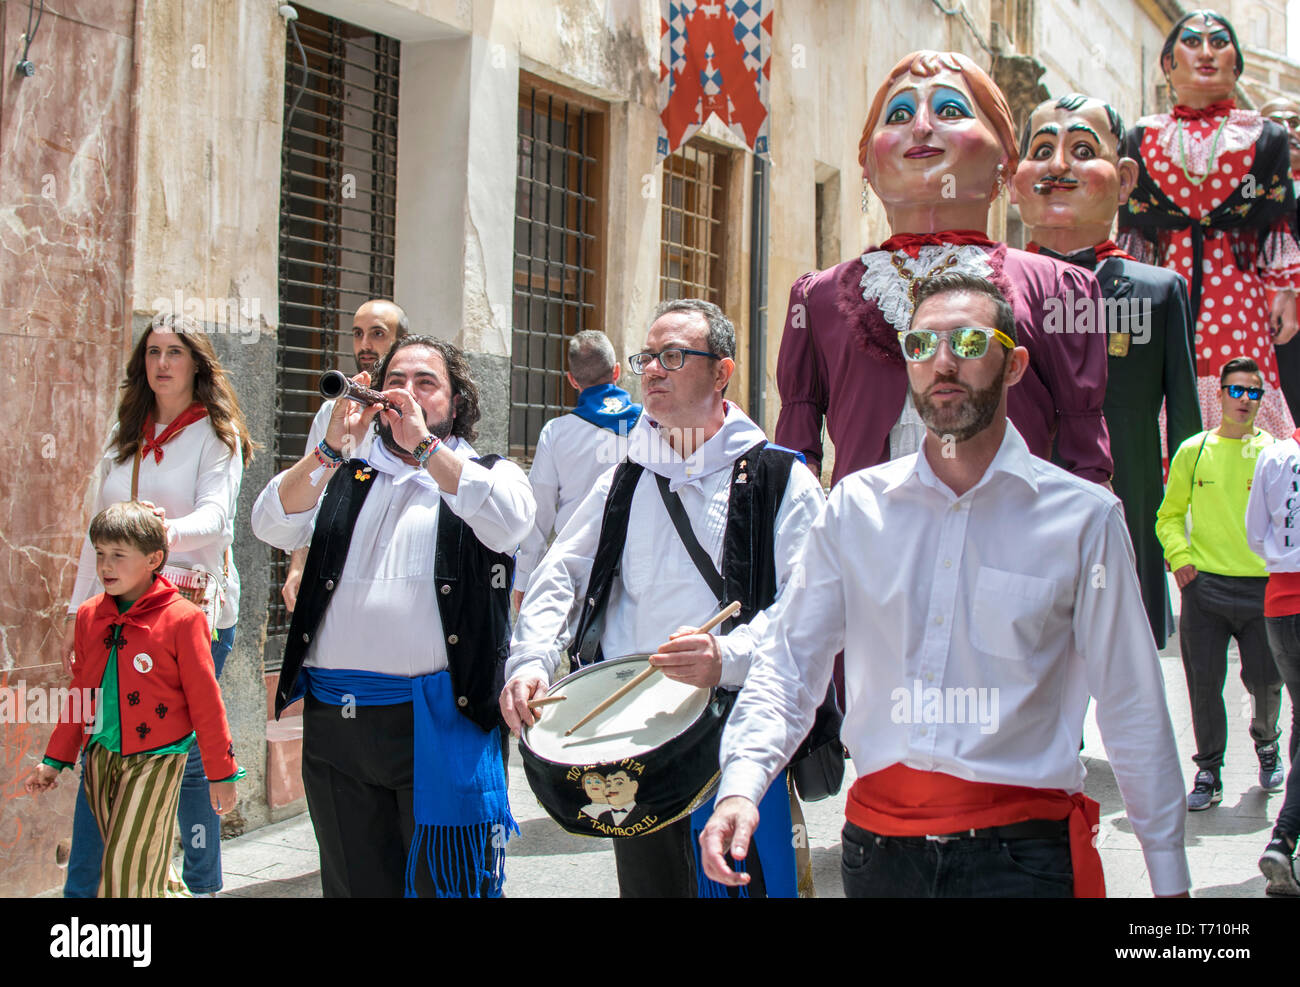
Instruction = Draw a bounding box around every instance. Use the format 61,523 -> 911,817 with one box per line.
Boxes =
70,417 -> 243,628
515,413 -> 635,592
293,399 -> 377,550
1246,434 -> 1300,571
716,423 -> 1191,897
506,403 -> 826,690
251,437 -> 535,677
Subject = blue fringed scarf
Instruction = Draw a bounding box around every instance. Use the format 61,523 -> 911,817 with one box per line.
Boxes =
689,774 -> 797,898
306,667 -> 518,898
570,383 -> 642,433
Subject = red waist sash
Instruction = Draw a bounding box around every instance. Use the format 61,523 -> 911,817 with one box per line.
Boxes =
846,763 -> 1105,898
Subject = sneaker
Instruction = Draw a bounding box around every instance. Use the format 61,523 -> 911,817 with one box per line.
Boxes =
1187,769 -> 1223,811
1257,743 -> 1284,791
1259,835 -> 1300,896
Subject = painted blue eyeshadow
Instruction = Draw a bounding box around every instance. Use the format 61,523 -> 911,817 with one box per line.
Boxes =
931,87 -> 973,117
885,93 -> 916,120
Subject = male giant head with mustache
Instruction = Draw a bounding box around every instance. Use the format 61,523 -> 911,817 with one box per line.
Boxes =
1011,92 -> 1203,648
1011,94 -> 1138,260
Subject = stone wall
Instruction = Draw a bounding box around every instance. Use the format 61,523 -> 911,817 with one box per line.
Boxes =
0,0 -> 139,898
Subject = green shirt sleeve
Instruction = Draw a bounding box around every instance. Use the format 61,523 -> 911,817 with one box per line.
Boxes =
211,766 -> 246,784
1156,436 -> 1198,571
41,757 -> 73,771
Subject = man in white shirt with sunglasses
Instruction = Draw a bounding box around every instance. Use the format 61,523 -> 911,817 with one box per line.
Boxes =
700,272 -> 1190,898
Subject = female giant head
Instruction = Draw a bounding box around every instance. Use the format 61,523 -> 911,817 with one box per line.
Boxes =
859,51 -> 1019,217
1160,9 -> 1243,106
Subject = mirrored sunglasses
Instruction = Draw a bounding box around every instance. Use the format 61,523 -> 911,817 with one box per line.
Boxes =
1222,384 -> 1264,400
897,326 -> 1016,362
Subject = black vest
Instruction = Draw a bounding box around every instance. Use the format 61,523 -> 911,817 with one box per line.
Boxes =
570,442 -> 841,759
273,456 -> 514,732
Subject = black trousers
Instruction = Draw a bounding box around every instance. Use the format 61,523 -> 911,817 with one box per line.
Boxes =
610,815 -> 767,898
840,821 -> 1073,898
301,693 -> 492,897
1264,615 -> 1300,840
1178,573 -> 1283,774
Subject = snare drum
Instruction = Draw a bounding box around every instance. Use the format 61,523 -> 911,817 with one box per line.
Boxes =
519,654 -> 736,839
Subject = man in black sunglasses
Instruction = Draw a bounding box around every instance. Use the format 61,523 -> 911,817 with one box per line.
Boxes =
1157,356 -> 1285,812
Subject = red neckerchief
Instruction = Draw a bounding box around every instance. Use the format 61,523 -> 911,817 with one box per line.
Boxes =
1026,240 -> 1135,266
847,763 -> 1106,898
879,229 -> 997,259
140,401 -> 208,463
1171,100 -> 1236,122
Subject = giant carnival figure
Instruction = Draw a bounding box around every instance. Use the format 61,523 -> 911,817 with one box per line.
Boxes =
1118,10 -> 1300,439
775,50 -> 1112,487
1259,94 -> 1300,422
1013,92 -> 1202,646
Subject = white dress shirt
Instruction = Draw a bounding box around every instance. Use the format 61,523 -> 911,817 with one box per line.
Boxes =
717,423 -> 1191,896
70,418 -> 243,628
1247,435 -> 1300,571
507,403 -> 826,689
293,400 -> 377,549
251,437 -> 535,677
515,413 -> 635,591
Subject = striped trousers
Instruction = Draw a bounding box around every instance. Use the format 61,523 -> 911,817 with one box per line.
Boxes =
82,743 -> 189,898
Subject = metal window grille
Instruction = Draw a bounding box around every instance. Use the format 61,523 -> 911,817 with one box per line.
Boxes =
659,142 -> 727,303
511,85 -> 600,461
269,7 -> 399,645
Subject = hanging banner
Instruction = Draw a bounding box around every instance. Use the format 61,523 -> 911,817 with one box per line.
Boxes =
658,1 -> 773,159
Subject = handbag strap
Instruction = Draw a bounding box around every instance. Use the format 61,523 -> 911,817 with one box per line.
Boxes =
654,473 -> 726,606
131,447 -> 141,501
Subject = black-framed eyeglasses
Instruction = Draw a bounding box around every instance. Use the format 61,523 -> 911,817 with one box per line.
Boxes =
628,348 -> 721,374
1222,384 -> 1264,401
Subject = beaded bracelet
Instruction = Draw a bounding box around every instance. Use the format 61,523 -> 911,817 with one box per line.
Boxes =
413,434 -> 440,467
317,438 -> 343,462
312,445 -> 342,470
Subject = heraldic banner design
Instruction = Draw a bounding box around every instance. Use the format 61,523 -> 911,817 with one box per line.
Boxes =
658,0 -> 773,159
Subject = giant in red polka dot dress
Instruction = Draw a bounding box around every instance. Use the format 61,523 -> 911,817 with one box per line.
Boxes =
1119,101 -> 1300,439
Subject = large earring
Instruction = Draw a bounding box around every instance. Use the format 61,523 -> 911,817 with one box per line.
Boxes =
861,177 -> 870,214
994,162 -> 1006,198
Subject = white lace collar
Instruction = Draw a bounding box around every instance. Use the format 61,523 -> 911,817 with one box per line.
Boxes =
858,245 -> 996,333
1137,110 -> 1263,178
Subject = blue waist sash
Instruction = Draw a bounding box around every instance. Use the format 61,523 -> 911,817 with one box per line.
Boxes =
307,667 -> 517,898
690,772 -> 798,898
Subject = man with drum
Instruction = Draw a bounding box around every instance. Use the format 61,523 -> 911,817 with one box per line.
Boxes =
502,298 -> 827,898
699,273 -> 1192,898
252,335 -> 534,897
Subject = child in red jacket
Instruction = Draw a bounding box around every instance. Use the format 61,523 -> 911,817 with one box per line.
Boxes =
24,501 -> 243,897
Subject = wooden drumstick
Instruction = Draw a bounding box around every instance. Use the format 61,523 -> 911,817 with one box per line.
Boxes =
564,601 -> 742,737
527,695 -> 567,709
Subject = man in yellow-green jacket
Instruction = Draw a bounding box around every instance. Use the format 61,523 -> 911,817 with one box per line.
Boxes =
1157,356 -> 1285,812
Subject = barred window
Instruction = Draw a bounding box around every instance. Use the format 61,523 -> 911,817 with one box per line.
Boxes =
660,141 -> 728,303
511,78 -> 604,461
269,6 -> 399,646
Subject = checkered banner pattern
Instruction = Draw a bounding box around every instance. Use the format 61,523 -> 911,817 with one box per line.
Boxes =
658,0 -> 773,159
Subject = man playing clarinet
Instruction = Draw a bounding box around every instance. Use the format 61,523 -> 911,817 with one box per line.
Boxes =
252,336 -> 534,897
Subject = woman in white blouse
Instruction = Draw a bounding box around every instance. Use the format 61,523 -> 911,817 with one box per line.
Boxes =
61,313 -> 255,897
